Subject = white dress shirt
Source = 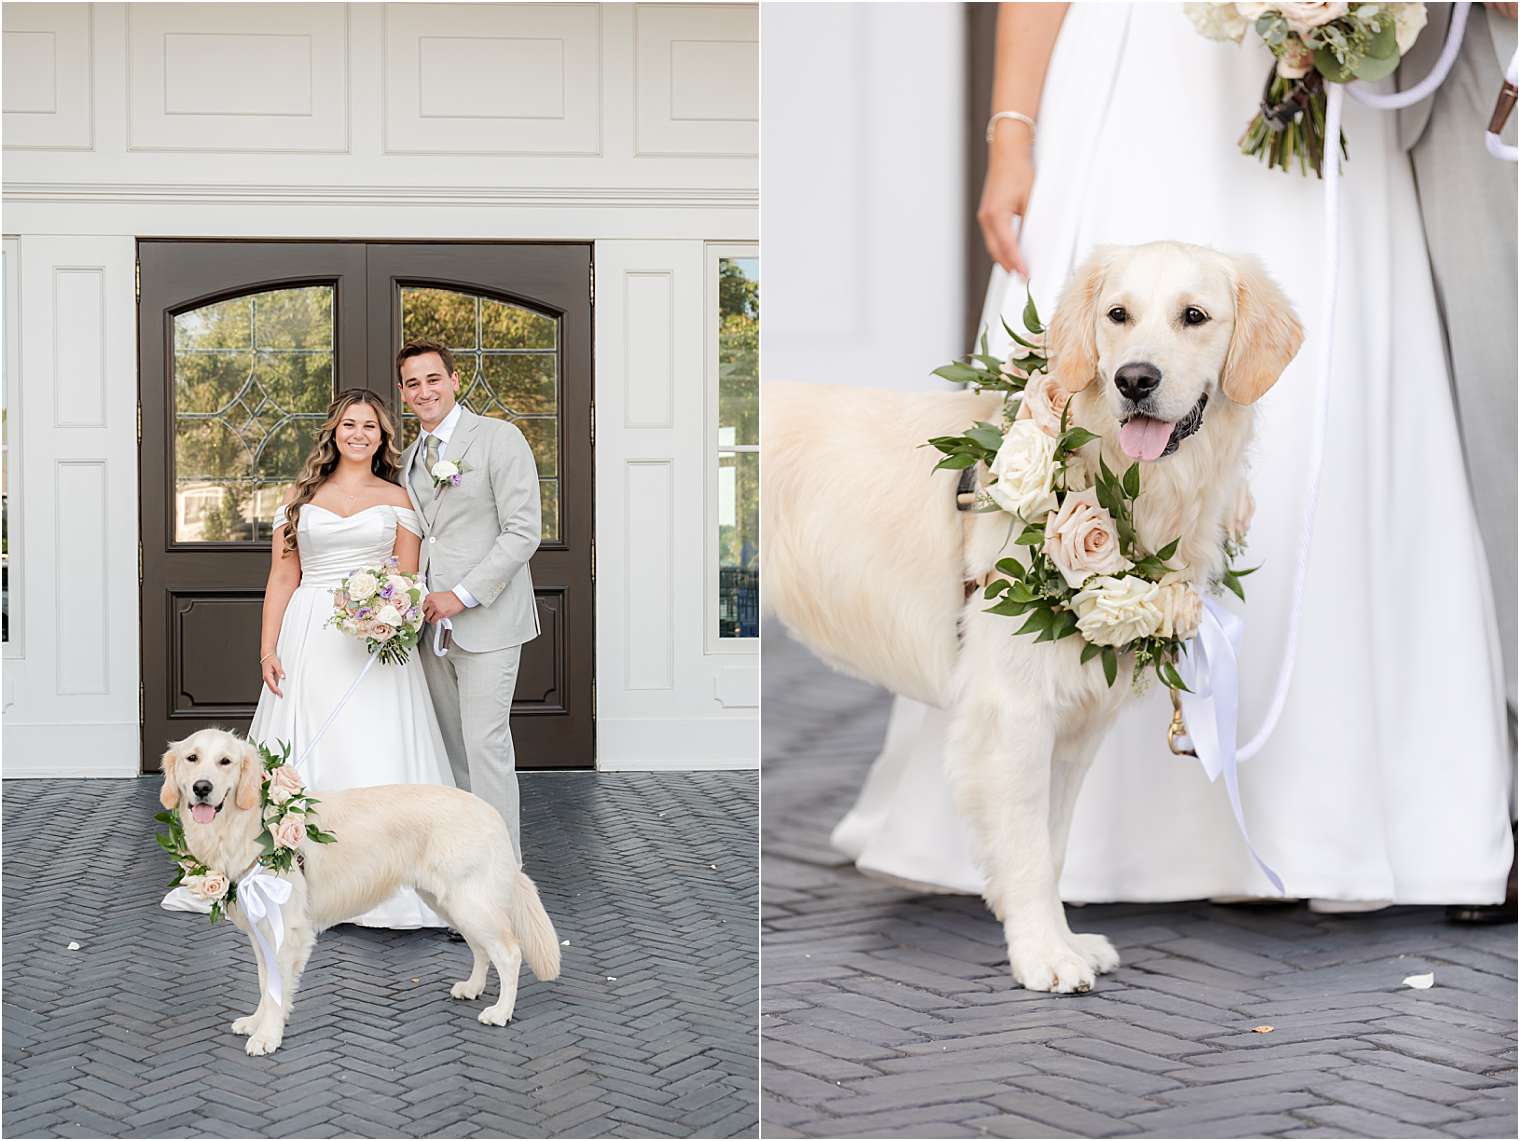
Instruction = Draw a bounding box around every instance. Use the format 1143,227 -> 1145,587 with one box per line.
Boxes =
416,402 -> 479,609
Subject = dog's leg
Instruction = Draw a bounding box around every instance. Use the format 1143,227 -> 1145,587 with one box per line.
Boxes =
947,684 -> 1096,995
245,921 -> 315,1056
1049,725 -> 1120,976
232,930 -> 272,1035
450,940 -> 491,1001
454,904 -> 524,1026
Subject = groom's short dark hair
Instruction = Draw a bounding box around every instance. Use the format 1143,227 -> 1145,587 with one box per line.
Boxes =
396,338 -> 457,379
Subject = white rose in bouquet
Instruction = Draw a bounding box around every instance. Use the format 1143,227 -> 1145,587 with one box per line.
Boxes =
385,575 -> 411,599
375,604 -> 403,627
1387,2 -> 1427,54
1276,38 -> 1316,78
988,421 -> 1059,522
1185,2 -> 1252,42
1043,488 -> 1130,589
1072,575 -> 1163,647
1275,2 -> 1348,35
347,572 -> 378,602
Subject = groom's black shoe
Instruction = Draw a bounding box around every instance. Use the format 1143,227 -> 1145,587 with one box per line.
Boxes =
444,928 -> 467,943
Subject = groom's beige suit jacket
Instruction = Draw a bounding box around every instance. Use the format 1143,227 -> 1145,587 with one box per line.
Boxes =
401,407 -> 542,651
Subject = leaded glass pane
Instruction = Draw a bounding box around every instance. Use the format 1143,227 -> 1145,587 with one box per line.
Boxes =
173,286 -> 335,542
718,451 -> 759,638
397,286 -> 562,542
718,257 -> 758,448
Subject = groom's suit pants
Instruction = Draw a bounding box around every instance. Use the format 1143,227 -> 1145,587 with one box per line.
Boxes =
421,634 -> 524,863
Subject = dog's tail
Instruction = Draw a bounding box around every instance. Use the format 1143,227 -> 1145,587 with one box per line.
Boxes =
508,866 -> 561,982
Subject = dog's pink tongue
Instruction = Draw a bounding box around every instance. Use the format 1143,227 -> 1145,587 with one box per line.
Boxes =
1119,417 -> 1174,462
190,804 -> 216,824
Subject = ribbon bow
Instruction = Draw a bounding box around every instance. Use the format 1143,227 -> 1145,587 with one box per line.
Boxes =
237,868 -> 294,1006
1174,596 -> 1285,895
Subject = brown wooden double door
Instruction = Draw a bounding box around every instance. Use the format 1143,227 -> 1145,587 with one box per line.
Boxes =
139,241 -> 594,771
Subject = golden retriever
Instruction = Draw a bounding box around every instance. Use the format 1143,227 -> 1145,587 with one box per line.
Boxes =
764,241 -> 1303,992
159,727 -> 561,1055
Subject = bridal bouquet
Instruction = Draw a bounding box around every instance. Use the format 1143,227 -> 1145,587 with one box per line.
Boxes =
327,557 -> 426,665
928,296 -> 1255,690
1186,2 -> 1427,175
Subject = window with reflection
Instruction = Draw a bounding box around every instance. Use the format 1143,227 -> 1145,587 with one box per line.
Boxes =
173,286 -> 335,542
399,287 -> 562,542
2,238 -> 15,647
716,255 -> 759,640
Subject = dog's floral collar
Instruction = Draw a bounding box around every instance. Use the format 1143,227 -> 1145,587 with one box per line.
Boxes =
927,292 -> 1257,690
155,740 -> 336,923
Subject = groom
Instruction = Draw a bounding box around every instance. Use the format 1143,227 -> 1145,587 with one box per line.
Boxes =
397,339 -> 542,862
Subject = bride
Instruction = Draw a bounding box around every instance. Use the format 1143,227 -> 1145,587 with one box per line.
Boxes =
162,389 -> 456,928
834,2 -> 1514,907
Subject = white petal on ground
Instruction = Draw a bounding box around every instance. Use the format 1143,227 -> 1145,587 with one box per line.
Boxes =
66,941 -> 80,951
1402,972 -> 1435,989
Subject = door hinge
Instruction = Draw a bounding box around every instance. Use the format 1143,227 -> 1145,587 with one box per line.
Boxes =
588,261 -> 595,305
137,540 -> 143,584
138,683 -> 145,723
136,401 -> 142,445
591,678 -> 597,713
590,540 -> 596,581
589,400 -> 595,448
134,259 -> 140,302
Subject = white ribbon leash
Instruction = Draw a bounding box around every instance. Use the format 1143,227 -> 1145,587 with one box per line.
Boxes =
236,867 -> 294,1007
1175,598 -> 1285,895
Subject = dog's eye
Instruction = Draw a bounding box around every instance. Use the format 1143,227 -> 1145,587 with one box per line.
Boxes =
185,753 -> 198,764
1183,307 -> 1209,326
1106,307 -> 1128,325
218,757 -> 233,766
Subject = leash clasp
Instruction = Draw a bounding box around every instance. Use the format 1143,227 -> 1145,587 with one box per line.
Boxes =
1167,686 -> 1197,757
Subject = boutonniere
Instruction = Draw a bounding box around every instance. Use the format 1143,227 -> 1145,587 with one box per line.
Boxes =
430,459 -> 471,491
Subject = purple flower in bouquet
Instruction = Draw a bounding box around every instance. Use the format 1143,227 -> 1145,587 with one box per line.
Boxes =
450,474 -> 462,487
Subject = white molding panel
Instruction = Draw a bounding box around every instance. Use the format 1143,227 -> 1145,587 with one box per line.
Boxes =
2,236 -> 140,776
2,3 -> 94,151
762,2 -> 963,388
634,4 -> 757,157
382,3 -> 601,155
126,4 -> 350,152
595,240 -> 757,770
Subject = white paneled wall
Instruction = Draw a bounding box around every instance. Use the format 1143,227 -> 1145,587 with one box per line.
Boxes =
5,237 -> 139,776
761,2 -> 965,390
1,3 -> 757,774
595,241 -> 757,769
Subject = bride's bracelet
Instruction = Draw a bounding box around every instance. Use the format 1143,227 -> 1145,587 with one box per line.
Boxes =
986,110 -> 1036,145
259,651 -> 276,665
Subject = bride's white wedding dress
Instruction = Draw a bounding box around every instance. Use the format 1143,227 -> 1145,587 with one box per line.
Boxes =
161,502 -> 455,928
834,2 -> 1514,904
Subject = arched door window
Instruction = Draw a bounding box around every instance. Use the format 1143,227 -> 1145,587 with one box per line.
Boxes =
399,287 -> 561,542
172,285 -> 335,543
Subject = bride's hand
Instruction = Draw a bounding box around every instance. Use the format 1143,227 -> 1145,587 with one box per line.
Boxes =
261,653 -> 286,698
978,142 -> 1035,278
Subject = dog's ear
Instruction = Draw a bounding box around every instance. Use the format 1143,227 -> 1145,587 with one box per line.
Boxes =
1220,255 -> 1304,404
159,746 -> 180,809
1047,246 -> 1114,394
235,741 -> 263,811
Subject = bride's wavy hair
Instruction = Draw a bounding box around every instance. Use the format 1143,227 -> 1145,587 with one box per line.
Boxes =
281,389 -> 403,555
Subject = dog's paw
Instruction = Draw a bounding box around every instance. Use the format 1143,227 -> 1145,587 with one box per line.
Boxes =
1008,941 -> 1097,994
230,1014 -> 263,1036
478,1005 -> 513,1026
1067,931 -> 1121,975
245,1029 -> 283,1056
450,980 -> 484,1001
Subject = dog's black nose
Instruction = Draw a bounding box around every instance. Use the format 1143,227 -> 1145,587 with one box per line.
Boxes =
192,779 -> 213,799
1114,362 -> 1162,402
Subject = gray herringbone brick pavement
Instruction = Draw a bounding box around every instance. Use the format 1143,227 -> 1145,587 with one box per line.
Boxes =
761,625 -> 1518,1139
3,770 -> 757,1139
